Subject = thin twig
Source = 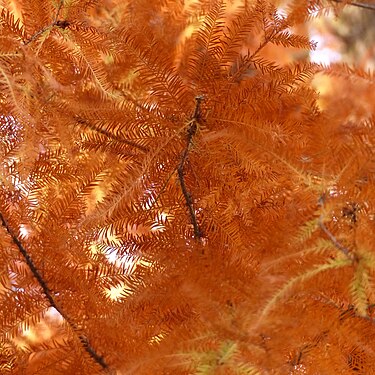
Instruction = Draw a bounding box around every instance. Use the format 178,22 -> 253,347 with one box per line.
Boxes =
76,117 -> 149,153
315,293 -> 375,326
317,194 -> 354,261
53,0 -> 65,23
0,211 -> 111,371
24,0 -> 66,45
318,218 -> 352,258
331,0 -> 375,11
177,96 -> 204,243
24,26 -> 51,45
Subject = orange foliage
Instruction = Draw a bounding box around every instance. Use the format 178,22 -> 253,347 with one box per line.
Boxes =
1,0 -> 375,374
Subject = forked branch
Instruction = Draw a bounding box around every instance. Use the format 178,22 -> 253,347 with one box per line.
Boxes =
0,211 -> 111,372
177,96 -> 204,243
24,0 -> 68,44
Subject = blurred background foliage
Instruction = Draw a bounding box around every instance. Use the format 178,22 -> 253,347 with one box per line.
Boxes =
312,2 -> 375,68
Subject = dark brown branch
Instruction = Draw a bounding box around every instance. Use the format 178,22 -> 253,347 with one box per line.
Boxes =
331,0 -> 375,11
177,96 -> 204,243
76,117 -> 149,153
0,211 -> 111,372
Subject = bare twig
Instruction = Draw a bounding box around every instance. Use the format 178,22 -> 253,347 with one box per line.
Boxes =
317,194 -> 354,261
24,0 -> 67,45
53,0 -> 65,23
331,0 -> 375,11
177,96 -> 204,243
23,26 -> 51,45
0,211 -> 111,372
318,218 -> 352,258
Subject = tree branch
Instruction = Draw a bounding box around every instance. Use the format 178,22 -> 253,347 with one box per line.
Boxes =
0,211 -> 111,372
24,0 -> 70,45
76,117 -> 149,153
317,194 -> 355,261
331,0 -> 375,11
177,96 -> 204,243
53,0 -> 65,24
318,218 -> 352,258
